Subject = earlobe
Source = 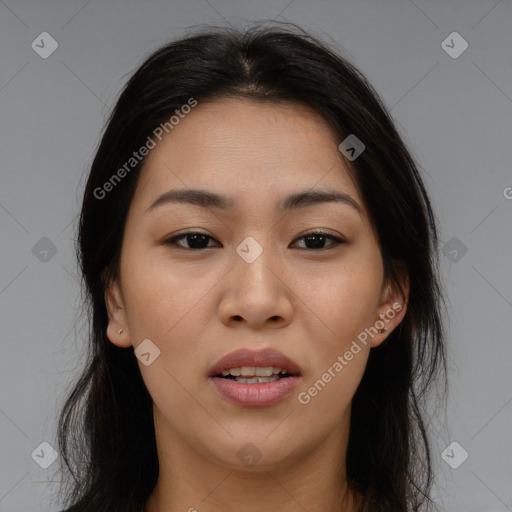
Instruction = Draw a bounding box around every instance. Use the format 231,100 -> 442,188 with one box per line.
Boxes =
104,280 -> 131,348
371,267 -> 410,348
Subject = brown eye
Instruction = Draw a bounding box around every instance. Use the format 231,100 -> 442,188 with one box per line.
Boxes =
291,231 -> 345,250
165,232 -> 220,250
164,230 -> 345,251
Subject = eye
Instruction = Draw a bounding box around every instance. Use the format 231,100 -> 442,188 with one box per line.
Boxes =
291,230 -> 345,250
164,230 -> 344,251
164,231 -> 220,250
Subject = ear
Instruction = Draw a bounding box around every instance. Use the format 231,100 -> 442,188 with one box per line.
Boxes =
104,279 -> 131,348
370,261 -> 410,348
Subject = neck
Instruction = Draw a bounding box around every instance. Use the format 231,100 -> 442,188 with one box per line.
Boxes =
144,408 -> 360,512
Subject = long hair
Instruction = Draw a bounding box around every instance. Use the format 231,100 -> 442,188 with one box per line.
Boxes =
56,22 -> 447,512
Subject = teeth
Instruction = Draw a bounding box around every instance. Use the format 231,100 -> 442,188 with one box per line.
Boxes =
234,375 -> 280,384
255,367 -> 273,377
241,366 -> 256,376
220,366 -> 287,378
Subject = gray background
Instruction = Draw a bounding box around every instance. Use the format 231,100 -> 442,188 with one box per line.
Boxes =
1,0 -> 511,510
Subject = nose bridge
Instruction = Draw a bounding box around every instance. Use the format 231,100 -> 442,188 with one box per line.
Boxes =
233,233 -> 276,291
219,231 -> 293,327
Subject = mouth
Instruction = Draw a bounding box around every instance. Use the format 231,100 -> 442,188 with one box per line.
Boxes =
215,365 -> 294,384
208,348 -> 302,408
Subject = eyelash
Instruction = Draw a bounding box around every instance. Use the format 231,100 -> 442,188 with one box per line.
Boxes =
164,230 -> 345,251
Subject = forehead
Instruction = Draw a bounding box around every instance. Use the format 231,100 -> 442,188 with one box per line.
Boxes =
134,97 -> 363,213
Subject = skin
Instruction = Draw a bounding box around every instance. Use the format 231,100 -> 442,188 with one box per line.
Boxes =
105,97 -> 409,512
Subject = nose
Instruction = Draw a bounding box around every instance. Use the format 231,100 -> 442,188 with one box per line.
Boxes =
218,241 -> 294,330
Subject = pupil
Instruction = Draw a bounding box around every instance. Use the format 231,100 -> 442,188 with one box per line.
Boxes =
188,234 -> 209,249
305,234 -> 325,249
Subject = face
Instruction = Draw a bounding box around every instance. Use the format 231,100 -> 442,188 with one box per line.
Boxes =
105,97 -> 408,472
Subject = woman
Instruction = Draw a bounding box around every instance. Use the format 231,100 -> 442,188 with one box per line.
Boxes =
57,22 -> 447,512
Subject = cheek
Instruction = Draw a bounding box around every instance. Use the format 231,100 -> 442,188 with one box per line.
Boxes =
120,252 -> 210,418
300,256 -> 383,341
294,246 -> 383,392
295,276 -> 376,418
120,246 -> 208,338
119,247 -> 216,396
298,353 -> 369,423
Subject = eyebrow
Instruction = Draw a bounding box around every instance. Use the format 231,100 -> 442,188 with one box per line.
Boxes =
147,188 -> 361,214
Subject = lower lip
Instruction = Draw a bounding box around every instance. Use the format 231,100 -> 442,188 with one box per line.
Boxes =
210,376 -> 301,408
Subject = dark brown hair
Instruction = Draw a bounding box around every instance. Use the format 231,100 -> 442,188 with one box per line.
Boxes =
56,22 -> 447,512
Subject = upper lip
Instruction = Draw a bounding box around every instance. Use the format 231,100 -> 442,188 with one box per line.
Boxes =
209,348 -> 302,377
